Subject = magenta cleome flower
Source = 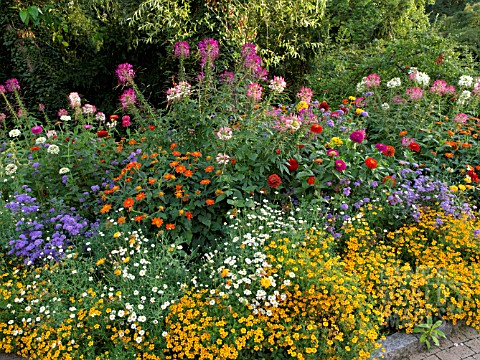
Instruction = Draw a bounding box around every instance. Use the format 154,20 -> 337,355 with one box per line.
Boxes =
120,88 -> 136,109
31,126 -> 43,135
349,130 -> 366,143
246,83 -> 263,102
5,78 -> 20,92
0,85 -> 5,94
174,41 -> 190,59
115,63 -> 135,85
335,159 -> 347,172
198,38 -> 220,68
406,87 -> 423,101
365,73 -> 380,88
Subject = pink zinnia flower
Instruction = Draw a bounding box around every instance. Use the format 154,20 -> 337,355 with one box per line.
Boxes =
326,149 -> 339,157
120,88 -> 136,109
173,41 -> 190,59
115,63 -> 135,85
122,115 -> 131,127
246,83 -> 263,102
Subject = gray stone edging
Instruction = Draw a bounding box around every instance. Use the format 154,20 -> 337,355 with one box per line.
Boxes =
370,322 -> 455,359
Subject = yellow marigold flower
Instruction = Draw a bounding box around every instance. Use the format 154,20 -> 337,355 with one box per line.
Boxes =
96,258 -> 106,266
356,108 -> 364,115
458,184 -> 466,191
114,269 -> 121,276
113,232 -> 121,238
296,101 -> 309,111
260,277 -> 272,288
449,185 -> 458,192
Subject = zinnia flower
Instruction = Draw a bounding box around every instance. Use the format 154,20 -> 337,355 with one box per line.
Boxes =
287,158 -> 299,172
97,130 -> 109,138
307,176 -> 316,185
408,142 -> 420,152
365,157 -> 377,169
267,174 -> 282,188
349,130 -> 365,143
310,124 -> 323,134
335,159 -> 346,172
122,115 -> 131,127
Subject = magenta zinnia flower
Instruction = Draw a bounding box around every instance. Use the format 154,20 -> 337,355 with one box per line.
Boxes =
335,159 -> 347,172
5,78 -> 20,92
115,63 -> 135,85
31,126 -> 43,135
349,130 -> 365,143
120,88 -> 136,109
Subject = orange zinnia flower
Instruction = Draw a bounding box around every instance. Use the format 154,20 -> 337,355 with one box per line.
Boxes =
150,153 -> 158,158
445,153 -> 454,158
100,204 -> 112,213
170,142 -> 177,150
184,170 -> 193,177
118,216 -> 126,224
134,215 -> 143,222
206,199 -> 215,206
128,139 -> 137,145
399,131 -> 408,136
148,178 -> 157,185
136,192 -> 146,200
170,161 -> 179,168
462,143 -> 472,148
186,212 -> 193,220
166,224 -> 176,230
205,166 -> 214,172
200,179 -> 211,185
152,218 -> 163,228
124,198 -> 134,208
175,165 -> 186,173
163,173 -> 175,180
384,145 -> 395,157
191,151 -> 202,157
172,151 -> 181,157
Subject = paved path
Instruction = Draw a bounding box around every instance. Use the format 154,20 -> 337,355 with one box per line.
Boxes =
410,325 -> 480,360
1,325 -> 480,359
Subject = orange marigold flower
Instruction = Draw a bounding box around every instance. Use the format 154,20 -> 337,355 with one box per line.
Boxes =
205,166 -> 214,172
191,151 -> 202,157
100,204 -> 112,213
445,153 -> 454,158
128,139 -> 137,145
399,131 -> 408,136
166,223 -> 176,230
118,216 -> 126,224
186,212 -> 193,220
169,161 -> 179,168
163,173 -> 175,180
152,218 -> 164,228
148,178 -> 157,185
448,130 -> 455,136
462,143 -> 472,148
206,199 -> 215,206
141,154 -> 148,159
124,198 -> 134,208
184,170 -> 193,177
200,179 -> 211,185
150,153 -> 158,158
175,165 -> 186,173
134,215 -> 143,222
172,151 -> 181,157
170,142 -> 177,150
136,192 -> 146,201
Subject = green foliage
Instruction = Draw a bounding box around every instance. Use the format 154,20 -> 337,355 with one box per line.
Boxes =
413,318 -> 447,349
306,29 -> 478,105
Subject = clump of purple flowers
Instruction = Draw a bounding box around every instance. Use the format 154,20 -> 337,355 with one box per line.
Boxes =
115,63 -> 135,85
120,88 -> 136,109
198,38 -> 220,68
240,43 -> 268,80
174,41 -> 190,59
5,189 -> 98,265
5,78 -> 20,92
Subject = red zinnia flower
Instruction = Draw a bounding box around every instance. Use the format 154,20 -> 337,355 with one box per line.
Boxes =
384,145 -> 395,157
382,176 -> 397,187
97,130 -> 108,138
287,158 -> 299,172
267,174 -> 282,189
307,176 -> 316,185
408,142 -> 420,152
206,199 -> 215,206
310,124 -> 323,134
365,157 -> 377,169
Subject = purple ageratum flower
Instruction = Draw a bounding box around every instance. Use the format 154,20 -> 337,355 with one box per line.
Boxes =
31,126 -> 43,135
5,78 -> 20,92
340,203 -> 349,210
173,41 -> 190,59
198,38 -> 220,68
120,88 -> 136,109
349,130 -> 365,143
335,159 -> 347,172
246,83 -> 263,102
116,63 -> 135,85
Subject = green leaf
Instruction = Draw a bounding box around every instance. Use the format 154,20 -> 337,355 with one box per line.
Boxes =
19,10 -> 28,23
28,6 -> 39,20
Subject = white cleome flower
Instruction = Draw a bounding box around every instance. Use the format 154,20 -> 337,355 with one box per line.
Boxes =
59,168 -> 70,175
47,145 -> 60,154
5,164 -> 18,175
60,115 -> 71,122
9,129 -> 21,138
458,75 -> 474,88
386,77 -> 402,88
